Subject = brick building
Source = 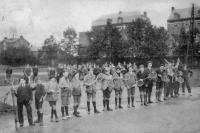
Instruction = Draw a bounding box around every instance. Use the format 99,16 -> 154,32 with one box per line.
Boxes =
167,6 -> 200,35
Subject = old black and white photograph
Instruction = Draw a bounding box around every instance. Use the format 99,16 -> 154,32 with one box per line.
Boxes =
0,0 -> 200,133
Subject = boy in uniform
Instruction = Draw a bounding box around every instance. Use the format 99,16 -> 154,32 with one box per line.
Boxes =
101,67 -> 113,111
84,68 -> 100,114
113,67 -> 124,109
146,61 -> 154,103
59,71 -> 72,120
71,71 -> 82,117
5,66 -> 12,84
33,78 -> 46,126
137,65 -> 148,106
181,64 -> 193,96
32,65 -> 39,82
124,67 -> 137,108
24,64 -> 32,84
156,65 -> 164,102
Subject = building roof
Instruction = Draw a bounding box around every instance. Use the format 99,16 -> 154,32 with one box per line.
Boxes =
168,6 -> 200,21
0,36 -> 30,49
92,11 -> 148,27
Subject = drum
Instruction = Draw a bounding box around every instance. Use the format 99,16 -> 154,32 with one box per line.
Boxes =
177,77 -> 184,84
137,80 -> 144,87
45,91 -> 59,101
85,85 -> 93,93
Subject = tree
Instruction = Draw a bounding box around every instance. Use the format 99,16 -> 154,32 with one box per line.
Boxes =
127,18 -> 169,58
173,27 -> 200,63
1,46 -> 36,66
39,35 -> 60,65
87,22 -> 123,62
60,27 -> 78,56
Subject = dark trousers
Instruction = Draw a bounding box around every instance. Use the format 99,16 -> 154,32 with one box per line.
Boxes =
33,74 -> 38,82
146,84 -> 153,102
156,82 -> 163,100
163,82 -> 169,98
17,101 -> 33,125
103,88 -> 111,100
168,76 -> 174,96
173,81 -> 179,95
182,78 -> 191,93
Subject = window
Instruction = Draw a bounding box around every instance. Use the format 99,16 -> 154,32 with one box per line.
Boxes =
107,18 -> 112,25
174,13 -> 180,19
198,9 -> 200,14
117,17 -> 123,23
174,24 -> 178,27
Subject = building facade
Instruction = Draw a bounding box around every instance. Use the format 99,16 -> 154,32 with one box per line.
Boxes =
92,11 -> 149,30
0,35 -> 30,52
167,6 -> 200,35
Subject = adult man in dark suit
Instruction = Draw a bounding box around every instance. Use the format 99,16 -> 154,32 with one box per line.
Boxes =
13,78 -> 35,127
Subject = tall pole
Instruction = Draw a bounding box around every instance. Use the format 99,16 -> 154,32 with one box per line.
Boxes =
187,3 -> 195,66
191,3 -> 195,68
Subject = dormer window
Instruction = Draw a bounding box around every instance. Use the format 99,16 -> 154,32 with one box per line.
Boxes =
198,9 -> 200,14
107,18 -> 112,25
118,17 -> 123,23
174,13 -> 180,19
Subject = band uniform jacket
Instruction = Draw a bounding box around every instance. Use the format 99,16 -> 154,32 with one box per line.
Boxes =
100,73 -> 113,91
6,68 -> 12,75
156,69 -> 163,83
32,67 -> 38,76
24,67 -> 32,77
49,68 -> 56,79
162,69 -> 170,83
59,76 -> 71,97
16,85 -> 33,103
124,72 -> 137,88
34,84 -> 46,101
136,71 -> 148,87
71,78 -> 82,96
84,73 -> 96,93
113,73 -> 124,90
45,80 -> 59,102
145,68 -> 154,87
182,69 -> 193,80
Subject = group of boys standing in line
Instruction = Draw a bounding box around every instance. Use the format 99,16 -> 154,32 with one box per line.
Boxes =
10,58 -> 193,128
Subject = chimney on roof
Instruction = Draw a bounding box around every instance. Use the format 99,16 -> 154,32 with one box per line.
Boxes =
171,7 -> 175,12
144,11 -> 147,17
20,35 -> 23,38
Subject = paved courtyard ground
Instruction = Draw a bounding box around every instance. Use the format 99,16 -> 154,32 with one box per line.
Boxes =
0,68 -> 200,133
1,87 -> 200,133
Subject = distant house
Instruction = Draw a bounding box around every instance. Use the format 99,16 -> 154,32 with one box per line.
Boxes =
92,11 -> 150,30
167,6 -> 200,35
0,36 -> 30,52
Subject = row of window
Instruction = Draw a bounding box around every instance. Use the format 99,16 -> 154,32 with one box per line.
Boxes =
169,21 -> 200,28
107,17 -> 124,24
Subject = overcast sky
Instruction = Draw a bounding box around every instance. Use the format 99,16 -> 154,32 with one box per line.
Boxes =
0,0 -> 199,46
